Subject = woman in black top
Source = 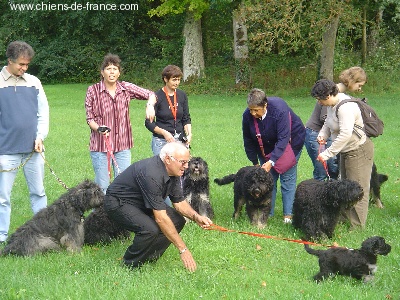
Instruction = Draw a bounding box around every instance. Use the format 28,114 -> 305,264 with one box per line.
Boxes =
145,65 -> 192,155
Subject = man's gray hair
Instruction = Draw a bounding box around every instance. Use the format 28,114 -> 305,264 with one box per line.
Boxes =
6,41 -> 35,61
159,142 -> 187,161
247,88 -> 268,107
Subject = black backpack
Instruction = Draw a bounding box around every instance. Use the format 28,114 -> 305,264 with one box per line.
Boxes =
336,97 -> 384,138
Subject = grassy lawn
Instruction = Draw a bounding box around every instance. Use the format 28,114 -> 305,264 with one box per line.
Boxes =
1,83 -> 399,299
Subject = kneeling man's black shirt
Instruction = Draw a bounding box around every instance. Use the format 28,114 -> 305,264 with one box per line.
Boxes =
106,156 -> 184,210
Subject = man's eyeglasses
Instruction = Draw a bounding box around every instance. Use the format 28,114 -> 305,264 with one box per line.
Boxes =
169,155 -> 190,165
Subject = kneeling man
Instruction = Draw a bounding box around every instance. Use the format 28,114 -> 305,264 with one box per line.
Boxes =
104,142 -> 212,271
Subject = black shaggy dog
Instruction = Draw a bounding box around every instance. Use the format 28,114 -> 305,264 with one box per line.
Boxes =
370,162 -> 389,208
183,157 -> 214,220
292,179 -> 364,240
1,180 -> 104,256
214,166 -> 274,229
84,206 -> 131,245
305,236 -> 391,283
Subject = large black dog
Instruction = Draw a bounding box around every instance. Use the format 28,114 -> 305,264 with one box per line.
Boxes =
1,180 -> 104,256
305,236 -> 391,283
292,179 -> 364,240
214,166 -> 274,228
183,157 -> 214,220
370,162 -> 388,208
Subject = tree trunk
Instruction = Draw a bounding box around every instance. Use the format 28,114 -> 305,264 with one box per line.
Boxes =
182,11 -> 205,82
233,5 -> 249,86
361,6 -> 367,65
318,15 -> 340,81
368,8 -> 383,55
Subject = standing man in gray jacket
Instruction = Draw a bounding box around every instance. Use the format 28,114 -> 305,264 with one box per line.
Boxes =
0,41 -> 49,243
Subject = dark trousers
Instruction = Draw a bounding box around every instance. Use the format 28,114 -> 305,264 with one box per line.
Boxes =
104,195 -> 186,268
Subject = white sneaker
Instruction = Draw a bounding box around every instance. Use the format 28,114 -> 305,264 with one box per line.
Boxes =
283,217 -> 292,224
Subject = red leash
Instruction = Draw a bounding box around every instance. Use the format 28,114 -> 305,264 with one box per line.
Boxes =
206,224 -> 337,248
104,135 -> 121,180
318,143 -> 331,180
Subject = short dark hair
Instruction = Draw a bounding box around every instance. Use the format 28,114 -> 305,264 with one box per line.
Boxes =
162,65 -> 183,83
6,41 -> 35,61
247,88 -> 268,107
310,79 -> 338,100
100,53 -> 121,71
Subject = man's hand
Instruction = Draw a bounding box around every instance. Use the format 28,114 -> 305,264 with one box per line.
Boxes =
34,138 -> 44,152
179,248 -> 197,272
193,214 -> 212,229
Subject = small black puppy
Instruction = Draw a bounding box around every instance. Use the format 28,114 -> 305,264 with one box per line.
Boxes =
370,162 -> 388,208
305,236 -> 391,283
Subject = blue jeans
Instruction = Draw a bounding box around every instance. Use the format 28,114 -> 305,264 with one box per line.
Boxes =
90,149 -> 131,194
151,136 -> 168,156
304,128 -> 338,180
259,149 -> 302,217
0,152 -> 47,242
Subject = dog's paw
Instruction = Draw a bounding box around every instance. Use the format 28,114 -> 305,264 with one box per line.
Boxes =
256,222 -> 266,229
363,274 -> 374,283
374,199 -> 384,209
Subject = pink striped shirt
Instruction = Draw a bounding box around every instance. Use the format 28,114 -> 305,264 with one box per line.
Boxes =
85,80 -> 155,152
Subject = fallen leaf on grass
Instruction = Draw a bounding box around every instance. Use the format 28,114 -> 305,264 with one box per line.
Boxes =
261,281 -> 267,287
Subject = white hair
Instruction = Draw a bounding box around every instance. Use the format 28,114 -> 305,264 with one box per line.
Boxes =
159,142 -> 187,161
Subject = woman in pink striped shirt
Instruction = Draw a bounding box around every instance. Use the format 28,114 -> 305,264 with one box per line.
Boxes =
85,53 -> 156,193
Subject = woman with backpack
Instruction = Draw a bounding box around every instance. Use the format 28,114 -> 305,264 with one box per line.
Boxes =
310,79 -> 374,230
304,67 -> 367,181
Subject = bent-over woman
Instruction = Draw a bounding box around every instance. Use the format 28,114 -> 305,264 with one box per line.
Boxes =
242,88 -> 305,223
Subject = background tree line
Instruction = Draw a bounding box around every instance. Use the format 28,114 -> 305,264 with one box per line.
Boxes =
1,0 -> 399,92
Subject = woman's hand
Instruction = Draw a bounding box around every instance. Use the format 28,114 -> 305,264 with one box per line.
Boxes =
145,105 -> 156,122
261,161 -> 273,172
317,136 -> 326,144
316,154 -> 325,164
163,130 -> 175,142
185,133 -> 192,148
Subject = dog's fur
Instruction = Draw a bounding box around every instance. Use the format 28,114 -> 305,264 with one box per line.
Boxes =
1,180 -> 104,256
183,157 -> 214,220
305,236 -> 391,283
292,179 -> 364,240
84,205 -> 131,245
214,166 -> 274,228
370,162 -> 388,208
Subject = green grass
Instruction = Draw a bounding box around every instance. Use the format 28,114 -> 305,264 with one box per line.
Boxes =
1,84 -> 399,299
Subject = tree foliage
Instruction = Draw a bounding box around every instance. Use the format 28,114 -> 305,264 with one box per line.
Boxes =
0,0 -> 398,85
240,0 -> 360,57
0,0 -> 163,83
148,0 -> 209,19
